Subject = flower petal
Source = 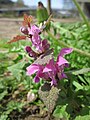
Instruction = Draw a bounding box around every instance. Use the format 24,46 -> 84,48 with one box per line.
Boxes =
25,46 -> 32,53
58,72 -> 67,80
26,64 -> 39,75
51,78 -> 57,86
34,76 -> 40,83
43,59 -> 56,72
57,56 -> 68,66
59,48 -> 73,57
28,25 -> 41,35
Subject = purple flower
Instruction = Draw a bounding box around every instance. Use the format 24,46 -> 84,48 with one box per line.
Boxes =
42,39 -> 50,51
43,48 -> 73,85
25,46 -> 38,59
26,64 -> 43,83
20,24 -> 51,54
58,48 -> 73,58
26,48 -> 73,86
43,58 -> 63,86
26,64 -> 40,76
28,25 -> 46,53
28,25 -> 41,45
43,58 -> 57,86
57,48 -> 73,67
56,56 -> 68,66
56,48 -> 73,79
28,25 -> 41,35
26,64 -> 49,83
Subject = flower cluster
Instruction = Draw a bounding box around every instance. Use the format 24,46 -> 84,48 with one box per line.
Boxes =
27,48 -> 73,86
20,14 -> 50,59
20,14 -> 73,86
9,14 -> 73,86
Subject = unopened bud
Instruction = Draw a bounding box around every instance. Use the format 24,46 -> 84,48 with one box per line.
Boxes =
27,91 -> 37,102
42,39 -> 50,51
20,27 -> 28,35
25,46 -> 38,59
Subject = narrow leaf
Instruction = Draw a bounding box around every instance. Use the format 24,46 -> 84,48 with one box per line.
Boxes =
72,68 -> 90,75
65,68 -> 90,75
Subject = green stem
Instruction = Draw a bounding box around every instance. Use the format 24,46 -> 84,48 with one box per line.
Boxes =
47,31 -> 90,58
73,0 -> 90,31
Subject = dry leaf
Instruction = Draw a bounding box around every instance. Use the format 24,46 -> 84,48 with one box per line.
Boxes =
7,35 -> 26,43
23,14 -> 33,27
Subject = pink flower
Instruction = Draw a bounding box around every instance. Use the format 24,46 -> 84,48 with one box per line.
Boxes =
26,64 -> 43,83
26,48 -> 73,86
43,59 -> 57,86
43,57 -> 66,85
26,64 -> 49,83
28,25 -> 46,53
57,48 -> 73,58
21,24 -> 50,54
56,48 -> 73,79
28,25 -> 41,46
28,25 -> 41,35
43,48 -> 73,85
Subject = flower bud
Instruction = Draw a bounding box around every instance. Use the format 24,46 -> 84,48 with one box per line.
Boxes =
27,91 -> 37,102
42,39 -> 50,51
25,46 -> 38,59
20,27 -> 28,35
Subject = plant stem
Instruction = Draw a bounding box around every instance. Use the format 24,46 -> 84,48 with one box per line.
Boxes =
73,0 -> 90,31
47,31 -> 90,58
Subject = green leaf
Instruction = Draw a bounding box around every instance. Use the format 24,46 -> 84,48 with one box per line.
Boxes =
78,75 -> 87,84
75,115 -> 90,120
7,100 -> 25,112
72,68 -> 90,75
66,68 -> 90,76
0,90 -> 8,101
8,61 -> 26,80
0,114 -> 8,120
73,81 -> 83,90
53,105 -> 70,119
